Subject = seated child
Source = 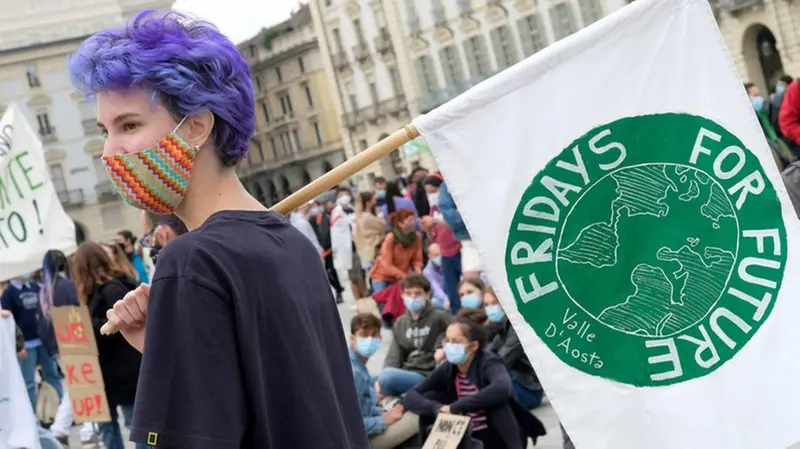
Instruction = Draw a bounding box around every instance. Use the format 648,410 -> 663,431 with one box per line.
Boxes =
403,316 -> 546,448
484,287 -> 544,409
377,273 -> 451,397
348,313 -> 418,449
458,277 -> 485,310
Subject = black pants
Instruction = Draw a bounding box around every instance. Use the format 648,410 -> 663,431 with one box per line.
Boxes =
324,253 -> 343,294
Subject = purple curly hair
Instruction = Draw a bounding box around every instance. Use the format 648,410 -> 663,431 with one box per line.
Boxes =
69,10 -> 255,166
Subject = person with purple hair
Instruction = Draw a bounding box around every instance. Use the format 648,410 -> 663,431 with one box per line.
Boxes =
70,10 -> 368,449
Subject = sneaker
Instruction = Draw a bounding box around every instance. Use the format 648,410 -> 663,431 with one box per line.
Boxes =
55,434 -> 69,448
80,434 -> 100,445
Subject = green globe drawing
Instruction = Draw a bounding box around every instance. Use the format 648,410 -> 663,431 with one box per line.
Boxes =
555,163 -> 740,338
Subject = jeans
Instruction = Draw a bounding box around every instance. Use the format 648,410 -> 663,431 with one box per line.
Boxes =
512,377 -> 543,410
378,367 -> 426,397
19,345 -> 63,410
371,280 -> 392,294
98,404 -> 149,449
440,253 -> 462,314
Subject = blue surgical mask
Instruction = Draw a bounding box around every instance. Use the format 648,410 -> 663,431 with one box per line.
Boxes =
444,343 -> 469,365
376,189 -> 386,200
752,95 -> 765,111
431,256 -> 442,266
431,296 -> 447,310
403,295 -> 425,312
776,84 -> 787,95
486,304 -> 505,323
461,293 -> 482,310
355,337 -> 381,358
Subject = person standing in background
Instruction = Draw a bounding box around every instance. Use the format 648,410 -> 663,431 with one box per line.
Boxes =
1,275 -> 63,410
374,177 -> 388,208
353,191 -> 387,293
116,230 -> 150,284
291,201 -> 323,255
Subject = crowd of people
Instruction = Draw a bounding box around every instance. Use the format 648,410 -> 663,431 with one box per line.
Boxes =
1,165 -> 562,449
1,214 -> 186,449
281,168 -> 559,448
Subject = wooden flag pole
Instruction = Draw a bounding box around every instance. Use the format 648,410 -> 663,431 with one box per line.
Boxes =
270,124 -> 420,214
100,123 -> 420,336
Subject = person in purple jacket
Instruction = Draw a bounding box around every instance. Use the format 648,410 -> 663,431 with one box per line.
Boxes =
422,243 -> 449,310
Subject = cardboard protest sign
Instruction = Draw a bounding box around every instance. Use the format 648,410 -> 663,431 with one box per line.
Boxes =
0,103 -> 76,282
414,0 -> 800,447
421,414 -> 470,449
51,306 -> 110,423
0,316 -> 41,449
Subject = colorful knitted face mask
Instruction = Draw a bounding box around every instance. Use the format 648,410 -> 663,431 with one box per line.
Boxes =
102,117 -> 197,214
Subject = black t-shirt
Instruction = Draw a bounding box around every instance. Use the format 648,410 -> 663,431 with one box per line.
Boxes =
130,210 -> 369,449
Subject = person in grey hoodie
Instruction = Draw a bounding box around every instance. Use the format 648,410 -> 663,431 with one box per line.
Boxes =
376,273 -> 451,397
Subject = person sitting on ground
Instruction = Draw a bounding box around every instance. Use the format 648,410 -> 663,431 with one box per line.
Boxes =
459,277 -> 486,311
403,316 -> 547,449
377,274 -> 450,397
422,243 -> 449,310
434,308 -> 488,366
349,313 -> 420,449
484,286 -> 544,410
370,210 -> 423,293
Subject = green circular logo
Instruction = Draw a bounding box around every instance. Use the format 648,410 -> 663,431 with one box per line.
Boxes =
505,114 -> 787,386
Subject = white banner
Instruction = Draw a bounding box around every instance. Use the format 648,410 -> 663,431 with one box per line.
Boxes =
0,316 -> 41,449
0,104 -> 76,282
415,0 -> 800,447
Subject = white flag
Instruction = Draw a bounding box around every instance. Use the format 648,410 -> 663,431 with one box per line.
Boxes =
415,0 -> 800,447
0,316 -> 41,449
0,104 -> 76,282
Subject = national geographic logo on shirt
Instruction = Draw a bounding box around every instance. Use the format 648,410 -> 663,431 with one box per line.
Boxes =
504,113 -> 787,386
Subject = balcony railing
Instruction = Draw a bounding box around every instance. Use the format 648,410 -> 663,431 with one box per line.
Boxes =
717,0 -> 762,12
95,181 -> 119,202
82,118 -> 100,135
331,51 -> 349,70
416,81 -> 473,113
378,96 -> 407,115
456,0 -> 472,14
57,189 -> 85,208
352,42 -> 370,62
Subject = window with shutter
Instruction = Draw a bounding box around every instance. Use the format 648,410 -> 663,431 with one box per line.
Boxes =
491,26 -> 519,70
463,36 -> 492,80
578,0 -> 603,26
415,55 -> 438,93
49,164 -> 67,193
518,14 -> 548,57
439,46 -> 465,87
550,3 -> 577,40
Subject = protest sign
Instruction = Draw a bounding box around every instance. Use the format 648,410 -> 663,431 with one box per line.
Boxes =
51,306 -> 110,423
0,316 -> 41,449
414,0 -> 800,447
0,103 -> 76,282
421,414 -> 470,449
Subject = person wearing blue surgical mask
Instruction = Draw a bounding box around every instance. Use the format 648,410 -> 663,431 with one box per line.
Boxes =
376,274 -> 451,398
746,81 -> 794,167
458,277 -> 485,311
483,287 -> 544,410
374,176 -> 388,208
348,313 -> 418,448
404,317 -> 546,448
